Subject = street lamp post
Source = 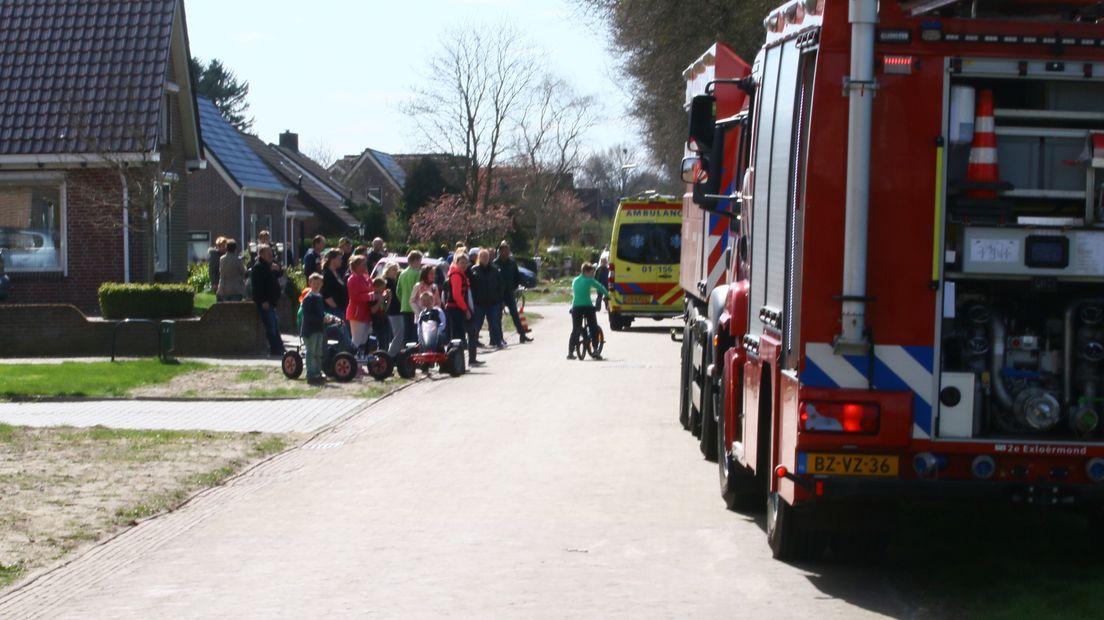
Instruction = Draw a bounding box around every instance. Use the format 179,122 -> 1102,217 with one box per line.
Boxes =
619,163 -> 638,199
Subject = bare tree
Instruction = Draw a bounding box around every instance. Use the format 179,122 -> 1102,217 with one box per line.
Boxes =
405,23 -> 537,207
63,104 -> 182,284
305,139 -> 337,169
573,0 -> 775,178
513,76 -> 596,247
576,145 -> 677,207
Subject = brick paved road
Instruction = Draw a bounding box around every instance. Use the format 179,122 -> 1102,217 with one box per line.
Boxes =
0,308 -> 923,619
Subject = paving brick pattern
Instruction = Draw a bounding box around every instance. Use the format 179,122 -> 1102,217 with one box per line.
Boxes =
0,399 -> 368,433
0,310 -> 920,619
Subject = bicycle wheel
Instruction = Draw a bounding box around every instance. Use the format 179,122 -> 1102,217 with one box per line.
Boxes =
586,326 -> 605,359
574,328 -> 588,361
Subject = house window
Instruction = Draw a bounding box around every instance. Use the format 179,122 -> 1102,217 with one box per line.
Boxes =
153,183 -> 171,273
0,179 -> 64,272
188,231 -> 210,263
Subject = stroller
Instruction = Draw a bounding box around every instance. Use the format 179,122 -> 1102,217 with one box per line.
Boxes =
282,314 -> 394,383
394,307 -> 466,379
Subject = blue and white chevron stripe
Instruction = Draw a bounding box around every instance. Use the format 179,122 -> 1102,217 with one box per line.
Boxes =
802,343 -> 935,439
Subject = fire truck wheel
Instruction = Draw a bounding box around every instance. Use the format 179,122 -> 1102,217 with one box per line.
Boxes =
699,377 -> 719,462
717,387 -> 762,512
678,324 -> 693,431
767,493 -> 827,561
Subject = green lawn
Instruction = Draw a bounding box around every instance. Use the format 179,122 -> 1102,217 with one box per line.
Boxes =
0,361 -> 206,399
193,292 -> 216,315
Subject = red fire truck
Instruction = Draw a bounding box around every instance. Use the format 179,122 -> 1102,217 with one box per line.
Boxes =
681,0 -> 1104,559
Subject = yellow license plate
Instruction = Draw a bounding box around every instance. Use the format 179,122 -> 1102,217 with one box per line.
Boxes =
623,294 -> 652,304
802,453 -> 898,477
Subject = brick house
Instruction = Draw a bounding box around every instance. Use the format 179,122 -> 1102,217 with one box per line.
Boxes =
328,148 -> 407,213
244,131 -> 359,256
187,97 -> 295,263
0,0 -> 204,313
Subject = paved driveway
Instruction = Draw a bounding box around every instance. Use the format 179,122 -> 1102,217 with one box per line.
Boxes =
0,308 -> 921,619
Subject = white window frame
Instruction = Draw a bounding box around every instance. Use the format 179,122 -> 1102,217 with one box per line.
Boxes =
0,172 -> 68,275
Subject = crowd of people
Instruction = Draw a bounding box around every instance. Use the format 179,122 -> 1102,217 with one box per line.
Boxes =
206,231 -> 609,384
206,231 -> 542,385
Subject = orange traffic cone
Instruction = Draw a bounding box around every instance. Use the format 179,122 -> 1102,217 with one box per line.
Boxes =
966,89 -> 999,200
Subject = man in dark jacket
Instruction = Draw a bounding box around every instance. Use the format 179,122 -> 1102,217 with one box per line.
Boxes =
302,235 -> 325,279
366,237 -> 386,274
469,248 -> 506,348
494,241 -> 532,343
251,245 -> 285,355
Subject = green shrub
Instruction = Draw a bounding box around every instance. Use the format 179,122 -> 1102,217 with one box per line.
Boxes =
98,283 -> 195,320
187,262 -> 210,293
285,269 -> 306,307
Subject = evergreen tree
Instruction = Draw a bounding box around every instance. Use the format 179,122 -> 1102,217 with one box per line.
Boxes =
190,57 -> 255,133
401,157 -> 456,219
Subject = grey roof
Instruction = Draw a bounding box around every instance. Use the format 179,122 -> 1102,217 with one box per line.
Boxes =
0,0 -> 179,155
242,134 -> 358,228
273,144 -> 354,197
367,148 -> 407,189
198,97 -> 286,194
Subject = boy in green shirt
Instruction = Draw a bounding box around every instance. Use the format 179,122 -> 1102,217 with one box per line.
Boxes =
568,263 -> 609,359
397,250 -> 423,347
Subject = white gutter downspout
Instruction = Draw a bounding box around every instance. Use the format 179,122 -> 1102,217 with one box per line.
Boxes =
835,0 -> 878,355
119,171 -> 131,283
240,191 -> 246,248
282,192 -> 290,263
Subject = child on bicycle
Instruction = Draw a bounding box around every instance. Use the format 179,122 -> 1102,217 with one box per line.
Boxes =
302,273 -> 339,385
568,262 -> 608,360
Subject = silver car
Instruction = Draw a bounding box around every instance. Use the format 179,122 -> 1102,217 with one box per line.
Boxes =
0,228 -> 60,270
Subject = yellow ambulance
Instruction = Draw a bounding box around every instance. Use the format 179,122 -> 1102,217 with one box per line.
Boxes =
607,197 -> 683,331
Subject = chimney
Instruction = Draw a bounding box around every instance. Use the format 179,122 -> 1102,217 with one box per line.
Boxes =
279,130 -> 299,153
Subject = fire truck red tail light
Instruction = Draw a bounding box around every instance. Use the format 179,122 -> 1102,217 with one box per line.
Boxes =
800,401 -> 880,434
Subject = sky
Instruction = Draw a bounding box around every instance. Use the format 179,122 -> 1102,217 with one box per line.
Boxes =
184,0 -> 639,163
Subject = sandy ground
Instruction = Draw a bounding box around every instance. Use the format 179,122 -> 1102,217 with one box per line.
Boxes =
0,427 -> 298,588
128,363 -> 408,400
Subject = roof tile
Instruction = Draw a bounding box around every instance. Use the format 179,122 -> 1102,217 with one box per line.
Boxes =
0,0 -> 177,156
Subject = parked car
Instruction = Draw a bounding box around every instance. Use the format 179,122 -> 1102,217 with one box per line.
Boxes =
0,228 -> 59,271
517,266 -> 537,288
370,255 -> 443,279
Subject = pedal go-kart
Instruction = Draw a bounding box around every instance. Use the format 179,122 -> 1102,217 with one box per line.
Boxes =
394,310 -> 466,379
282,322 -> 394,383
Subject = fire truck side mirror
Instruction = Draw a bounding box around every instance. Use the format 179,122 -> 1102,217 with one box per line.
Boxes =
680,156 -> 700,184
687,95 -> 716,152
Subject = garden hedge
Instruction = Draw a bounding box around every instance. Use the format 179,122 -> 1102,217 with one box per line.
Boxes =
98,283 -> 195,320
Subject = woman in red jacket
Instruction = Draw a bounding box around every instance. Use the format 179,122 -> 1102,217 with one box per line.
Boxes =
445,252 -> 481,366
345,255 -> 376,352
